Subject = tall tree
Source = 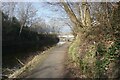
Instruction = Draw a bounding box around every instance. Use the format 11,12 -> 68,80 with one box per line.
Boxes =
61,0 -> 91,36
17,3 -> 37,35
1,2 -> 17,21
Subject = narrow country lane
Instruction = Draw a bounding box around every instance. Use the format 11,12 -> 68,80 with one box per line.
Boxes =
25,43 -> 70,78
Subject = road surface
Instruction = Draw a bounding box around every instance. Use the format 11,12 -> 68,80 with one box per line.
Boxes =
25,42 -> 69,78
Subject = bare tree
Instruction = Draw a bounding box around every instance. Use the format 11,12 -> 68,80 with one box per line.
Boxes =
17,2 -> 37,35
61,0 -> 91,36
61,1 -> 82,36
1,2 -> 17,20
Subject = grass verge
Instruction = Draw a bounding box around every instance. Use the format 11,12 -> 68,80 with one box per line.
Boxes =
68,35 -> 80,66
8,46 -> 55,78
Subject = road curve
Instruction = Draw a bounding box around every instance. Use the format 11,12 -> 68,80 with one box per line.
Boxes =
25,43 -> 69,78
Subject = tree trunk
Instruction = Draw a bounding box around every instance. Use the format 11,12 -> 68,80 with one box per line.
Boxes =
61,0 -> 84,36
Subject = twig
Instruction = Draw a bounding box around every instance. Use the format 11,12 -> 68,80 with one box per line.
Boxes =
16,58 -> 24,66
